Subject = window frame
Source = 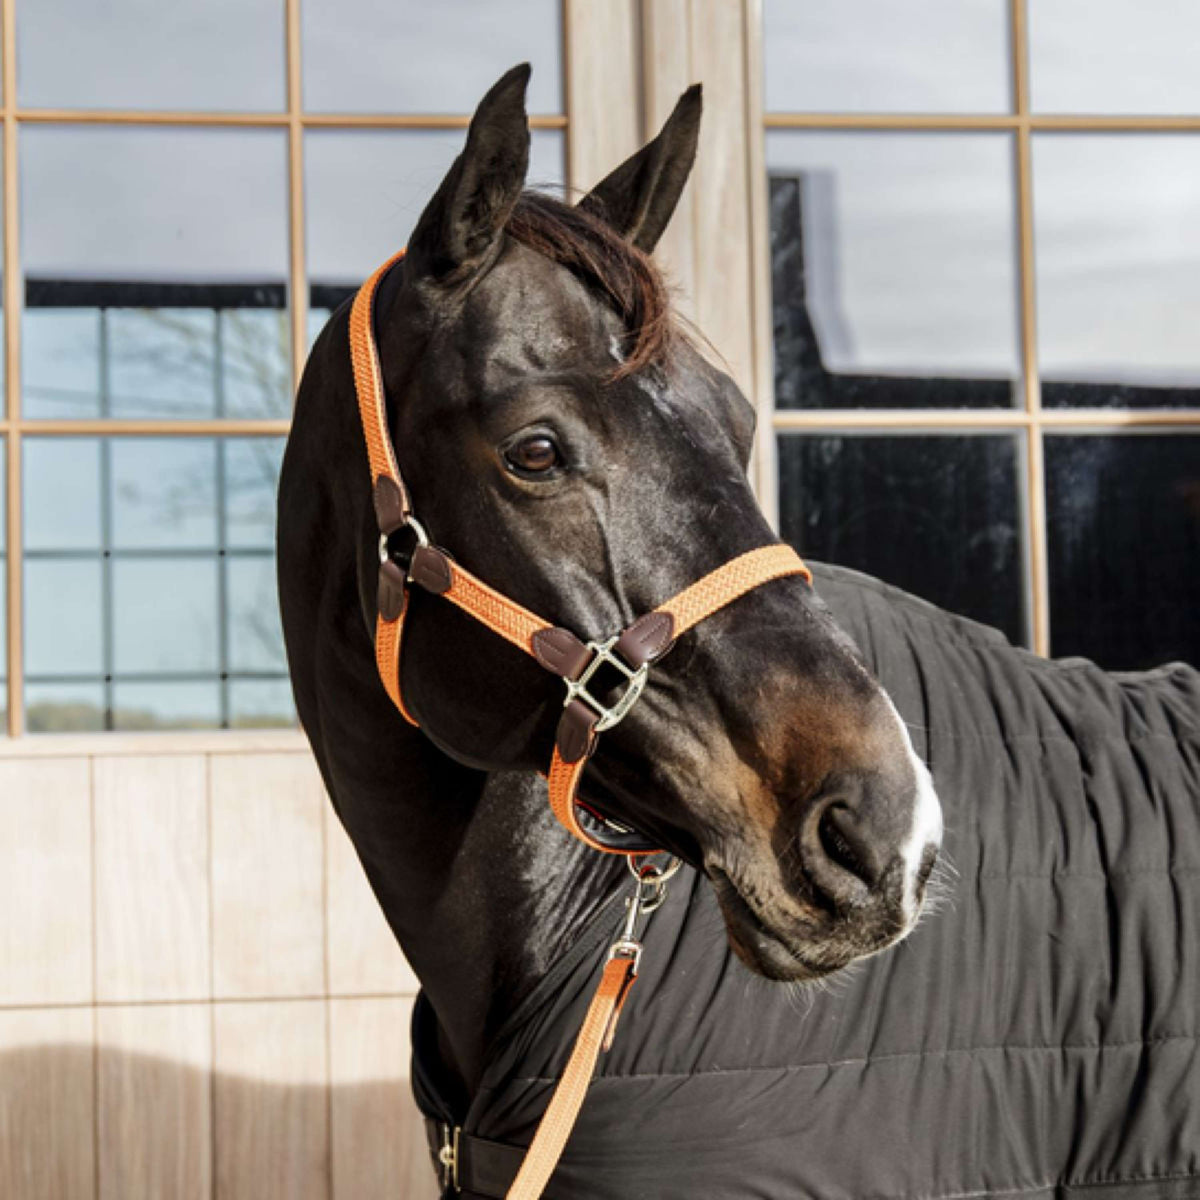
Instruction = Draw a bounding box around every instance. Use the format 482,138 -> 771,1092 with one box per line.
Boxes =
755,0 -> 1200,659
0,0 -> 571,735
5,0 -> 1198,733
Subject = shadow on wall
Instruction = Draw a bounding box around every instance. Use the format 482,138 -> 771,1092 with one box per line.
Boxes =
0,1044 -> 440,1200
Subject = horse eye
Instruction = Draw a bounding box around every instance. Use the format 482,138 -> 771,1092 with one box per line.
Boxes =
505,435 -> 562,476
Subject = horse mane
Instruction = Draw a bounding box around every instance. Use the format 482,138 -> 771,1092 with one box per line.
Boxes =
505,191 -> 673,378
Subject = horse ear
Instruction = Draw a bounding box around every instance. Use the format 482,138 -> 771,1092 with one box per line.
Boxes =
406,64 -> 531,282
577,84 -> 702,253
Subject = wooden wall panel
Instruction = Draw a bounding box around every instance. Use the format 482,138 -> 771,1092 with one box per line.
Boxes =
564,0 -> 640,194
214,1000 -> 328,1200
688,0 -> 756,398
0,758 -> 92,1005
0,1007 -> 95,1200
330,997 -> 434,1200
97,1004 -> 212,1200
211,754 -> 325,998
324,805 -> 417,996
641,0 -> 698,319
94,756 -> 209,1002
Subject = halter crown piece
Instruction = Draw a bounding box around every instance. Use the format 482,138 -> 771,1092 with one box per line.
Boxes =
349,248 -> 812,1200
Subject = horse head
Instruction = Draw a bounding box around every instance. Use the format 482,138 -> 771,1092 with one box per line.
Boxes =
347,64 -> 942,983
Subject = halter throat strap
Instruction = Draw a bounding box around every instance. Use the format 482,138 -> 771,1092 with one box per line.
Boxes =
348,248 -> 812,857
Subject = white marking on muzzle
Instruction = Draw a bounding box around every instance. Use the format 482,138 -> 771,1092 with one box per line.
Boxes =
882,695 -> 944,925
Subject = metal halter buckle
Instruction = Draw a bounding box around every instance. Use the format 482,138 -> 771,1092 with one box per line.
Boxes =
563,634 -> 649,732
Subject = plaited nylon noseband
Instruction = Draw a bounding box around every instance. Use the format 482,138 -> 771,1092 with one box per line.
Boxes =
349,248 -> 812,1198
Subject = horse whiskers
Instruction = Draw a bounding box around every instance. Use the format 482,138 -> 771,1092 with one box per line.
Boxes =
914,854 -> 959,926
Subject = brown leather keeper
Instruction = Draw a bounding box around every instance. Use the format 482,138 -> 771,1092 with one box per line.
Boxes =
373,475 -> 409,534
531,627 -> 592,680
614,611 -> 675,668
410,546 -> 453,595
377,559 -> 408,622
556,698 -> 598,764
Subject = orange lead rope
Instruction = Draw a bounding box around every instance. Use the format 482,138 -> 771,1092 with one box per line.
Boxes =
349,250 -> 811,1197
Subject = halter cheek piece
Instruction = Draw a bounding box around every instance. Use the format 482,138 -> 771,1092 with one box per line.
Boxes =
350,248 -> 812,859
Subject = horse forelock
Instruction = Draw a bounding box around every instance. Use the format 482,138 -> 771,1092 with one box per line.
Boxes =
504,191 -> 674,379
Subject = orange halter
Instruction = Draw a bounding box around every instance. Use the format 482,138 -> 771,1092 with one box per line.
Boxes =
349,248 -> 812,1198
350,247 -> 812,857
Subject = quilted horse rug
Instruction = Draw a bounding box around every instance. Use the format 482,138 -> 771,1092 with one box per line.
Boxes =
413,561 -> 1200,1199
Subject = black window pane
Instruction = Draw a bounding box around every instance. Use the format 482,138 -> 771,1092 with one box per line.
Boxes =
778,434 -> 1026,644
1046,436 -> 1200,669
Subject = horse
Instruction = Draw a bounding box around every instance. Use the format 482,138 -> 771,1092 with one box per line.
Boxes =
279,65 -> 1200,1198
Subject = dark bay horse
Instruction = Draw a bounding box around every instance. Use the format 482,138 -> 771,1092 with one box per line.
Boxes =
281,57 -> 940,1091
281,63 -> 1200,1199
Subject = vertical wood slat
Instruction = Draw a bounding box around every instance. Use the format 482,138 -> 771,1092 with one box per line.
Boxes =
687,0 -> 757,401
324,804 -> 418,996
214,1000 -> 329,1200
2,0 -> 22,737
0,1008 -> 96,1200
210,754 -> 325,999
94,756 -> 210,1002
285,0 -> 309,397
740,0 -> 780,521
97,1004 -> 212,1200
330,997 -> 434,1200
564,0 -> 640,194
1009,0 -> 1051,657
0,758 -> 92,1004
640,0 -> 697,320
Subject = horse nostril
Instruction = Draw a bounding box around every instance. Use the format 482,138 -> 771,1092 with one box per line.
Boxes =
816,802 -> 885,891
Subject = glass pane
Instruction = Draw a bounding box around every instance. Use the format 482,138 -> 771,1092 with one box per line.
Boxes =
228,558 -> 286,673
767,133 -> 1019,409
108,309 -> 217,419
17,0 -> 285,111
113,558 -> 218,673
25,559 -> 104,677
23,436 -> 290,731
24,310 -> 100,419
229,679 -> 295,729
110,439 -> 218,549
112,682 -> 221,731
22,127 -> 290,420
224,439 -> 284,549
1031,1 -> 1200,115
1034,134 -> 1200,407
764,0 -> 1010,114
26,683 -> 105,733
778,433 -> 1026,644
306,129 -> 566,307
220,310 -> 293,418
1046,435 -> 1200,669
25,439 -> 102,551
302,0 -> 563,114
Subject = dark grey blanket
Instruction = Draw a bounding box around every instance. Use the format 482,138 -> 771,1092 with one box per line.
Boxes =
415,563 -> 1200,1198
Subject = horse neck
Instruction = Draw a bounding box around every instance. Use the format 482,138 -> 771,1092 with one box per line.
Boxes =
284,308 -> 626,1094
313,626 -> 625,1093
